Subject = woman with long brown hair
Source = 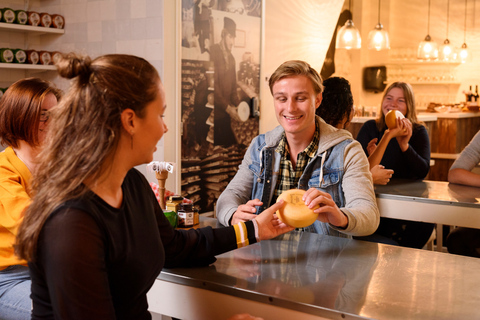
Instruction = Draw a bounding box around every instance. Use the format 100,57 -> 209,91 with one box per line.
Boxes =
0,78 -> 60,320
356,81 -> 433,249
15,53 -> 292,319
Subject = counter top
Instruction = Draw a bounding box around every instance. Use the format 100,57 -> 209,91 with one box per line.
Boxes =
351,113 -> 437,123
156,229 -> 480,319
423,111 -> 480,119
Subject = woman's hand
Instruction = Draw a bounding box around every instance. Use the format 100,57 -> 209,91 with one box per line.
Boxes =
371,164 -> 394,185
303,188 -> 348,228
395,117 -> 412,151
254,200 -> 294,241
366,138 -> 378,156
231,199 -> 263,225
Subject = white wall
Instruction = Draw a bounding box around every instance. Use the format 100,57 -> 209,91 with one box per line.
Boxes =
0,0 -> 168,187
260,0 -> 344,133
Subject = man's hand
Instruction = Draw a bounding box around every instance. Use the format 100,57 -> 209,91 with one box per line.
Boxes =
231,199 -> 263,225
226,104 -> 241,122
303,188 -> 348,228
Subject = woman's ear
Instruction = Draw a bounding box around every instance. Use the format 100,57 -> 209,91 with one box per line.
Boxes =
120,108 -> 136,134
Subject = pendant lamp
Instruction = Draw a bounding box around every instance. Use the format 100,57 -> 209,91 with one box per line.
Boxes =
367,0 -> 390,50
417,0 -> 438,60
439,0 -> 453,61
459,0 -> 469,63
336,0 -> 362,50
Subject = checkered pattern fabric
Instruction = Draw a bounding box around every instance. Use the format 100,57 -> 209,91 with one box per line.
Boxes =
273,122 -> 320,201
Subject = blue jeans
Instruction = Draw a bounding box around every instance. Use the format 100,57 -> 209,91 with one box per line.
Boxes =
0,265 -> 32,320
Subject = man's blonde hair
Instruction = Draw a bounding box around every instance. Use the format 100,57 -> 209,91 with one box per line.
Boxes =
268,60 -> 323,95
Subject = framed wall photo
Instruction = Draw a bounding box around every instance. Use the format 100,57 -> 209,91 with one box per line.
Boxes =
235,29 -> 246,48
180,0 -> 262,213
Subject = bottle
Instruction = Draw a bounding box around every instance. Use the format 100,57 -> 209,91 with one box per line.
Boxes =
475,85 -> 479,102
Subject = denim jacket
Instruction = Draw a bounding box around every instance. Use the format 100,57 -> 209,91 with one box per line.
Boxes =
216,117 -> 379,237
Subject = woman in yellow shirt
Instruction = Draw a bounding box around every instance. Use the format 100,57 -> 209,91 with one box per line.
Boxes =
0,78 -> 60,320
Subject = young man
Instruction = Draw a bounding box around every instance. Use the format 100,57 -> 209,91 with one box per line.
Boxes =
216,60 -> 379,237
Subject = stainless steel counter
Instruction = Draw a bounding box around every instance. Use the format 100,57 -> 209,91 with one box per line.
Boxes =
374,179 -> 480,251
148,226 -> 480,319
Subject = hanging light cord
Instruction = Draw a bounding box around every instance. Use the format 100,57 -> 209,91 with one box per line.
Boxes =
377,0 -> 381,24
427,0 -> 431,34
446,0 -> 449,38
464,0 -> 467,43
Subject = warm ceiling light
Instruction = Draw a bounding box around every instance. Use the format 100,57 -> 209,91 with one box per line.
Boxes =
335,0 -> 361,50
459,0 -> 469,63
367,0 -> 390,51
439,0 -> 453,61
417,0 -> 438,60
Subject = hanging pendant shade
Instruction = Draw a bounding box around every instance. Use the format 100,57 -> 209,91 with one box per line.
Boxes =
460,43 -> 468,63
418,35 -> 438,60
336,19 -> 362,49
417,0 -> 438,60
439,39 -> 454,61
368,23 -> 390,51
439,0 -> 453,61
367,0 -> 390,51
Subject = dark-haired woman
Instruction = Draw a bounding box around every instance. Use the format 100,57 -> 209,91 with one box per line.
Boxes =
0,78 -> 60,320
15,53 -> 293,320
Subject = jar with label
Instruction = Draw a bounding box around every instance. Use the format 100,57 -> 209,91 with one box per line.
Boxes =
166,196 -> 183,214
51,51 -> 62,64
177,203 -> 194,228
39,12 -> 52,28
0,49 -> 14,63
27,12 -> 40,26
13,49 -> 26,64
38,51 -> 52,65
51,14 -> 65,29
1,8 -> 15,23
15,10 -> 28,25
26,50 -> 39,64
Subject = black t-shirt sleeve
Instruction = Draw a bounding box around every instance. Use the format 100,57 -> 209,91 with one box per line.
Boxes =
32,208 -> 116,320
356,120 -> 378,156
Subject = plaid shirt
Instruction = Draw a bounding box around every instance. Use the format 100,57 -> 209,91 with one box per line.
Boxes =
273,122 -> 320,201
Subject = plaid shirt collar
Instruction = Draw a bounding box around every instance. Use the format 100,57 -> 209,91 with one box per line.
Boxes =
276,122 -> 320,159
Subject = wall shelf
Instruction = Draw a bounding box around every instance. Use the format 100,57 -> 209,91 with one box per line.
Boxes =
0,63 -> 56,71
0,22 -> 64,35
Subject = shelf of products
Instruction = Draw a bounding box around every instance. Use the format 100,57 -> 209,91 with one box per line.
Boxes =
0,62 -> 56,70
0,22 -> 64,34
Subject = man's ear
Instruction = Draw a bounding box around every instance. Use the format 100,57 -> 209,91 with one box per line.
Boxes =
315,92 -> 323,109
120,108 -> 136,134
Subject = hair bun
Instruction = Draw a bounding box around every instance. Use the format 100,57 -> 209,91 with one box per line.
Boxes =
56,53 -> 92,81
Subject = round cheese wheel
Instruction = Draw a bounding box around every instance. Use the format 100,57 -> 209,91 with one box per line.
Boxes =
385,110 -> 405,129
276,189 -> 318,228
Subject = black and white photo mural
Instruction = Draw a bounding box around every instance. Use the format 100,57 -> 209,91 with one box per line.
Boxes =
181,0 -> 261,213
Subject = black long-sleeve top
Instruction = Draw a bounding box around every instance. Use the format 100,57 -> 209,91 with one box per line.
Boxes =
356,120 -> 430,180
29,169 -> 257,320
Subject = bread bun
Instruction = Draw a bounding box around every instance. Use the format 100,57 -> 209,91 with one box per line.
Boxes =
385,110 -> 405,129
276,189 -> 318,228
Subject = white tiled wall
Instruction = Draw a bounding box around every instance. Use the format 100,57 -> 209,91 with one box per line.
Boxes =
0,0 -> 166,183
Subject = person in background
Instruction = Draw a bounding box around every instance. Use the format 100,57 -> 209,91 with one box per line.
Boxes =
446,130 -> 480,257
209,16 -> 241,146
216,60 -> 379,238
316,76 -> 393,185
356,81 -> 433,248
0,78 -> 61,320
14,53 -> 293,320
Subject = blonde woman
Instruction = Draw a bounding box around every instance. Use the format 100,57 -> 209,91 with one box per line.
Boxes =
15,53 -> 292,319
356,82 -> 433,249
